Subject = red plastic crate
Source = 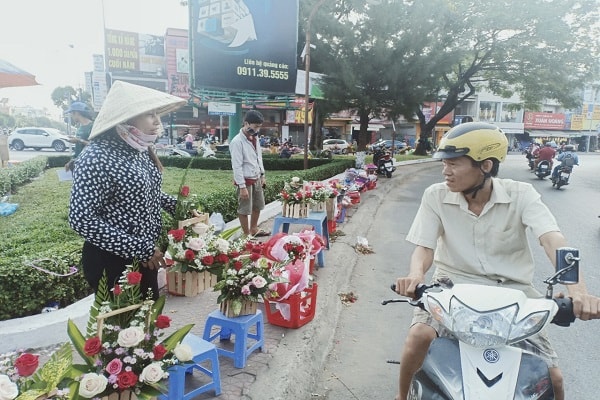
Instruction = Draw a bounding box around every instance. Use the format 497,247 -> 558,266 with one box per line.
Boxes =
263,283 -> 318,328
327,220 -> 337,234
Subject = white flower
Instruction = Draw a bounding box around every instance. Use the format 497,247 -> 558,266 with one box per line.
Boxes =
213,238 -> 230,253
291,177 -> 300,183
139,362 -> 166,384
78,373 -> 108,398
0,375 -> 18,400
191,223 -> 209,235
173,343 -> 193,362
117,326 -> 145,348
186,237 -> 206,251
252,276 -> 267,289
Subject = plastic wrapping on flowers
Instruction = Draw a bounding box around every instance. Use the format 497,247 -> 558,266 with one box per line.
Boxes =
262,232 -> 323,302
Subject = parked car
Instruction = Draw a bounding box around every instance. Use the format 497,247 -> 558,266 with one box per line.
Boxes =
8,127 -> 72,152
367,139 -> 407,153
322,139 -> 350,154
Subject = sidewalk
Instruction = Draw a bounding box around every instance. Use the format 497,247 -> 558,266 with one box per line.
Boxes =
162,158 -> 437,400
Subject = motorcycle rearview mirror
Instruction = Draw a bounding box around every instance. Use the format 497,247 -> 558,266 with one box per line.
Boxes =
544,247 -> 580,298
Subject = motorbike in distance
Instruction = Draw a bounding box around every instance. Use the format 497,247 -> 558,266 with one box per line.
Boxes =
535,159 -> 552,179
372,145 -> 396,178
551,155 -> 576,190
383,248 -> 582,399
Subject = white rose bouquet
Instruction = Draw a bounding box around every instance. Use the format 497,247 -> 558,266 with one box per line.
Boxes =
67,263 -> 194,399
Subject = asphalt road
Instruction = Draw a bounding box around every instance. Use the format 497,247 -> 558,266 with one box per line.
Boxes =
314,153 -> 600,400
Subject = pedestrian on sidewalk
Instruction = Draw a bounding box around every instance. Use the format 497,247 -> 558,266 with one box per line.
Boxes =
68,81 -> 186,300
393,122 -> 600,400
230,110 -> 270,237
64,101 -> 94,172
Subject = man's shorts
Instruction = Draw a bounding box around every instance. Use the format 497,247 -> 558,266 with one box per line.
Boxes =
411,307 -> 559,368
237,181 -> 265,215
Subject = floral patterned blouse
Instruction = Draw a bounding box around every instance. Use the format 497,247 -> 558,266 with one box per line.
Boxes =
68,131 -> 176,261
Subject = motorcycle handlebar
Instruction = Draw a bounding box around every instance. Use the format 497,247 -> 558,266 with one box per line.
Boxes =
389,284 -> 577,326
552,296 -> 576,327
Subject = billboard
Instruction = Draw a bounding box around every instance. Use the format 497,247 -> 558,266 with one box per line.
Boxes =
165,28 -> 190,98
524,112 -> 566,130
105,29 -> 166,76
190,0 -> 299,94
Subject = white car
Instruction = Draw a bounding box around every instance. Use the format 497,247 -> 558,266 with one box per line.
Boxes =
8,127 -> 72,152
322,139 -> 350,154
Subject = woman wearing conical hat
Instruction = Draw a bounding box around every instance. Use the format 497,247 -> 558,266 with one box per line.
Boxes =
68,81 -> 186,299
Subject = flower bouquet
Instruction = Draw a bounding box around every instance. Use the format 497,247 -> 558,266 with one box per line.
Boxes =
306,181 -> 337,212
66,263 -> 194,400
213,241 -> 285,317
165,224 -> 248,297
0,343 -> 72,400
276,177 -> 313,218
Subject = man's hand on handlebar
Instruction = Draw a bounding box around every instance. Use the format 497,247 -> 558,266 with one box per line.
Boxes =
569,292 -> 600,321
395,274 -> 425,299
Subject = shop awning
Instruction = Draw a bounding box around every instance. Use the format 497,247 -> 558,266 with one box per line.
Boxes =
526,130 -> 590,138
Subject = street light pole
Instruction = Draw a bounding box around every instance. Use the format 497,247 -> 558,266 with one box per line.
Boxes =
303,0 -> 327,170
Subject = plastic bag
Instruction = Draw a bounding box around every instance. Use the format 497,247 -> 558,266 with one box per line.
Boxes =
0,202 -> 18,216
209,212 -> 226,233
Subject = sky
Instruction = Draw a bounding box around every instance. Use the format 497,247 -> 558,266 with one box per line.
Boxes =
0,0 -> 189,118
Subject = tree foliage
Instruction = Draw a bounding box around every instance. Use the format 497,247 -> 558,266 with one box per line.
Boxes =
307,0 -> 600,153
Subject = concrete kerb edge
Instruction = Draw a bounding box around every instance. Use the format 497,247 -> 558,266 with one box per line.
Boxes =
243,159 -> 435,400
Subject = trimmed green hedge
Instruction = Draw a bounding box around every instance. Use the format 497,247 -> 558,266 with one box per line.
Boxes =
0,155 -> 354,320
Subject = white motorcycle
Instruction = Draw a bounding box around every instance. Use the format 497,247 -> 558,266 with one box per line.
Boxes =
384,248 -> 580,399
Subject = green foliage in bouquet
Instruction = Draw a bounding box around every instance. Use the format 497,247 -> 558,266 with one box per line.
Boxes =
66,263 -> 194,400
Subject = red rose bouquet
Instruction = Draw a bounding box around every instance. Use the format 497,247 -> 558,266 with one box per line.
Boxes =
67,263 -> 194,399
213,241 -> 287,316
0,342 -> 72,400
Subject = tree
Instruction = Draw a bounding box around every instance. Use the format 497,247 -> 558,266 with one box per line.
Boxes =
306,0 -> 600,154
50,86 -> 93,112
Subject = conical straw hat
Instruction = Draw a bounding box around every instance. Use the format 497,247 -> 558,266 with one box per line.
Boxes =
89,80 -> 186,139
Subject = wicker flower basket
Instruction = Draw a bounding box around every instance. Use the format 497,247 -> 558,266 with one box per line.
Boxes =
167,270 -> 218,297
310,201 -> 327,212
282,203 -> 310,219
219,299 -> 258,318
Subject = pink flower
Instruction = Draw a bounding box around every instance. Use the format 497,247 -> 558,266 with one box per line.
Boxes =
186,237 -> 205,251
252,276 -> 267,289
241,285 -> 251,295
106,358 -> 123,375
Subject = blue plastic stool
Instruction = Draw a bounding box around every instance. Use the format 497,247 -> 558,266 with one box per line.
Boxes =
271,211 -> 330,267
202,309 -> 264,368
158,334 -> 221,400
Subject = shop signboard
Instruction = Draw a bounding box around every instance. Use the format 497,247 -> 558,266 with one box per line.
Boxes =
165,28 -> 190,98
105,29 -> 166,77
523,112 -> 566,130
190,0 -> 299,94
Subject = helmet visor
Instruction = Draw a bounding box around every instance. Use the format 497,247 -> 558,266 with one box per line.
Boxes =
433,145 -> 470,159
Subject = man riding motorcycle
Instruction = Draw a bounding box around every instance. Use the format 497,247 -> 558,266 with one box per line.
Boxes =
393,122 -> 600,400
551,144 -> 579,182
533,141 -> 556,170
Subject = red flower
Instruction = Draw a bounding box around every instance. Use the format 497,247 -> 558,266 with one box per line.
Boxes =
180,185 -> 190,197
216,253 -> 229,264
117,370 -> 138,389
229,251 -> 240,258
153,344 -> 168,360
127,271 -> 142,285
168,229 -> 186,242
245,242 -> 254,251
201,255 -> 214,265
184,249 -> 195,261
234,261 -> 243,270
155,315 -> 171,329
113,284 -> 122,295
83,336 -> 103,356
14,353 -> 39,377
249,252 -> 261,261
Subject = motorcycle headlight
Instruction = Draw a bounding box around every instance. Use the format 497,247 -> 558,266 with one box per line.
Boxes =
507,310 -> 550,344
